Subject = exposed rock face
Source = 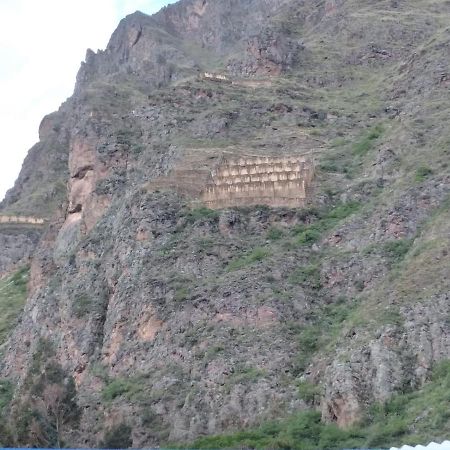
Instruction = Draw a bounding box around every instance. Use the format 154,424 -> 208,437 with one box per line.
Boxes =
227,29 -> 303,77
322,293 -> 450,427
76,0 -> 293,92
0,227 -> 42,277
0,109 -> 69,218
1,0 -> 450,447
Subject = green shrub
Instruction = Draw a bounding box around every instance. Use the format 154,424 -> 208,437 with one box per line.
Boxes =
297,326 -> 321,354
322,301 -> 350,324
296,228 -> 322,245
297,381 -> 321,404
141,409 -> 166,431
204,345 -> 225,360
187,207 -> 219,223
352,124 -> 384,156
101,378 -> 143,402
331,137 -> 348,147
100,423 -> 132,449
326,201 -> 361,220
289,264 -> 322,289
291,201 -> 360,247
431,360 -> 450,382
267,226 -> 284,241
72,295 -> 92,318
228,366 -> 266,385
28,338 -> 55,377
0,380 -> 13,414
365,417 -> 409,448
319,161 -> 340,173
116,129 -> 134,146
354,279 -> 365,292
415,166 -> 433,182
227,247 -> 270,271
131,144 -> 145,155
196,238 -> 214,251
90,363 -> 109,382
379,308 -> 404,326
174,287 -> 190,302
382,239 -> 412,262
0,421 -> 14,447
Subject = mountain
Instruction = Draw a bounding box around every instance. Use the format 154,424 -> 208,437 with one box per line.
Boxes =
0,0 -> 449,447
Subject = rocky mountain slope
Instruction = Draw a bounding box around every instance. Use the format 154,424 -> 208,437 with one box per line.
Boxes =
0,0 -> 449,447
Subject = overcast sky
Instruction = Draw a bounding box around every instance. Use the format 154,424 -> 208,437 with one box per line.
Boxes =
0,0 -> 175,202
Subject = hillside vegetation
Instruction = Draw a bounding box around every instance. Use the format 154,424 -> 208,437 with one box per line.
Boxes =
0,0 -> 449,447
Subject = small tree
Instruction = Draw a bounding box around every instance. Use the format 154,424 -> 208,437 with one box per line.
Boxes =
36,378 -> 80,448
0,421 -> 14,447
29,417 -> 51,448
100,423 -> 133,449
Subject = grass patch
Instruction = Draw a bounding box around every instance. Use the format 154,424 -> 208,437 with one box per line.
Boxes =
0,380 -> 13,414
227,247 -> 270,271
320,125 -> 384,176
292,201 -> 361,246
290,298 -> 356,374
267,226 -> 284,241
0,267 -> 29,345
296,228 -> 322,246
363,239 -> 413,265
415,166 -> 433,182
189,410 -> 364,450
297,381 -> 321,404
228,366 -> 267,385
352,124 -> 384,156
319,161 -> 341,173
72,295 -> 92,318
174,287 -> 190,302
187,207 -> 219,223
101,377 -> 144,402
196,238 -> 215,251
382,239 -> 413,262
289,264 -> 322,289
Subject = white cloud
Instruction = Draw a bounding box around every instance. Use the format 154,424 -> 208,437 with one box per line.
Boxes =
0,0 -> 175,203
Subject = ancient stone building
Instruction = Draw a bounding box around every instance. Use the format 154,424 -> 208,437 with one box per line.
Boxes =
201,154 -> 314,208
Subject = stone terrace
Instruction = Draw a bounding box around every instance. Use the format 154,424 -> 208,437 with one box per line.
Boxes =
201,154 -> 314,209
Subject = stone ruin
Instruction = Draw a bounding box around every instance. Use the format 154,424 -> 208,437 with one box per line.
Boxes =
201,72 -> 232,83
0,215 -> 46,225
201,154 -> 314,209
145,149 -> 316,209
200,72 -> 272,88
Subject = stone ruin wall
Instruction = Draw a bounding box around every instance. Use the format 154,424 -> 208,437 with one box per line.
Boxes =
201,155 -> 314,209
201,72 -> 271,88
201,72 -> 232,83
0,215 -> 45,225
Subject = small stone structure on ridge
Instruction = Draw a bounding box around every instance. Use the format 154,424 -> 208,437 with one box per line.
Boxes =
0,215 -> 46,225
201,72 -> 232,83
201,154 -> 314,209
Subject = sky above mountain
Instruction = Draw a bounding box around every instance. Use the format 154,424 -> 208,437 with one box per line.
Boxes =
0,0 -> 176,204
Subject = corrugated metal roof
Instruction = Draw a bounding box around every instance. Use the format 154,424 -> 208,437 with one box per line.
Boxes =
391,441 -> 450,450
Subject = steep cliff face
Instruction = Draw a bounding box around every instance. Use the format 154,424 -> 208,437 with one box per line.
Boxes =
1,0 -> 450,448
76,0 -> 299,92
